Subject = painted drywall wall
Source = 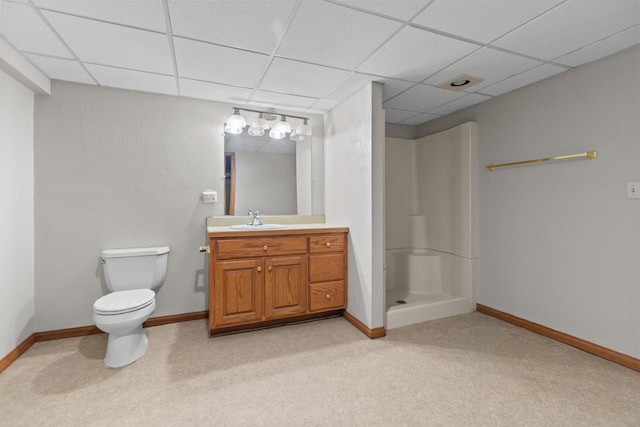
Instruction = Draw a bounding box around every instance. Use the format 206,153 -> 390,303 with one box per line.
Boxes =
324,82 -> 385,329
418,46 -> 640,358
234,151 -> 296,215
0,69 -> 35,359
33,81 -> 324,330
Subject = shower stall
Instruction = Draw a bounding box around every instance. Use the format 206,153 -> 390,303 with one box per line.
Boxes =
385,122 -> 477,329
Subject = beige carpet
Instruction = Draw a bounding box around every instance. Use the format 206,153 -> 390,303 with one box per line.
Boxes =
1,312 -> 638,426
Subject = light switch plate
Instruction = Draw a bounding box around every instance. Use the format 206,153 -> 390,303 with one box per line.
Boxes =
202,190 -> 217,203
626,182 -> 640,199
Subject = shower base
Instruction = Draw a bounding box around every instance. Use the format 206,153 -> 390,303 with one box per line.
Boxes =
386,289 -> 472,330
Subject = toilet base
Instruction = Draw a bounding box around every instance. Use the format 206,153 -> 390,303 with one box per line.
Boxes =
104,325 -> 148,368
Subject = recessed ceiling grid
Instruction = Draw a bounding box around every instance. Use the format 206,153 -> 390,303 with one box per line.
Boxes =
1,0 -> 638,126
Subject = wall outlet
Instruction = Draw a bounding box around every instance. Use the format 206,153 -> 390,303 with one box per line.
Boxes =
627,182 -> 640,199
202,190 -> 217,203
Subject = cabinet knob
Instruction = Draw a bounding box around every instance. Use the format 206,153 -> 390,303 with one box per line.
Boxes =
268,265 -> 272,271
325,242 -> 331,248
257,266 -> 262,272
263,245 -> 268,251
326,294 -> 331,300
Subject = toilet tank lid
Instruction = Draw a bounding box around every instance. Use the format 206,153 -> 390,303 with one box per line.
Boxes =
101,246 -> 170,259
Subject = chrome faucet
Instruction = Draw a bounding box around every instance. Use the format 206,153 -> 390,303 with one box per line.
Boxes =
247,210 -> 263,226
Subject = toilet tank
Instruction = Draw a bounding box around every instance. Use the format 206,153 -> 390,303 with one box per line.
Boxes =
101,246 -> 170,292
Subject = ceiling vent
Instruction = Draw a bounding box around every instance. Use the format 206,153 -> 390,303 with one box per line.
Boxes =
437,74 -> 484,92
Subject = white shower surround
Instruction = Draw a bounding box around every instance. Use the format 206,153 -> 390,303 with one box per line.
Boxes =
385,122 -> 477,329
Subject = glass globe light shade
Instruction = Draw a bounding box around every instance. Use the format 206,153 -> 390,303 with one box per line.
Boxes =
247,126 -> 265,136
295,119 -> 312,136
289,130 -> 305,142
225,108 -> 246,134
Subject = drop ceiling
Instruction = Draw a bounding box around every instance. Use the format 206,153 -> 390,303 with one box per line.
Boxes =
1,0 -> 639,126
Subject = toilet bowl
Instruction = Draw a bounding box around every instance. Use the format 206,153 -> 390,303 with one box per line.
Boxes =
93,246 -> 169,368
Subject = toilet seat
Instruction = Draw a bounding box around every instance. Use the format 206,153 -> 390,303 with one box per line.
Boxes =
93,289 -> 155,315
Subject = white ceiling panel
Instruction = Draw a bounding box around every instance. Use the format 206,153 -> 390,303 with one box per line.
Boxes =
493,0 -> 640,61
424,47 -> 541,91
307,98 -> 341,113
33,0 -> 166,32
168,0 -> 296,54
0,2 -> 72,57
324,73 -> 374,101
250,90 -> 318,111
554,25 -> 640,67
179,78 -> 252,105
383,83 -> 466,111
173,37 -> 269,88
85,64 -> 177,96
384,108 -> 421,124
379,78 -> 416,102
24,53 -> 94,84
330,0 -> 431,21
413,0 -> 562,44
358,26 -> 479,82
277,0 -> 401,70
400,112 -> 441,126
43,11 -> 173,74
479,64 -> 567,97
427,93 -> 492,115
259,58 -> 350,98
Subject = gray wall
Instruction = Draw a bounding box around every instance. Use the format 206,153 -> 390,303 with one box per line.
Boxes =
419,46 -> 640,358
33,82 -> 323,331
324,82 -> 385,329
0,70 -> 35,358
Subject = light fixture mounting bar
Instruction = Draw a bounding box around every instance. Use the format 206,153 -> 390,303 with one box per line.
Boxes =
232,106 -> 309,121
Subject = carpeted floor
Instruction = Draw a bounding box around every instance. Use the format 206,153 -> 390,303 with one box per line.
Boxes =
1,312 -> 638,426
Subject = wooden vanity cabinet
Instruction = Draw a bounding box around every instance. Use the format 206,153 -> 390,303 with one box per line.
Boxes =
208,228 -> 348,335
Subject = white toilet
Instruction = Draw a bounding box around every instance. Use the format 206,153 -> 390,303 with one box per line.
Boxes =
93,246 -> 170,368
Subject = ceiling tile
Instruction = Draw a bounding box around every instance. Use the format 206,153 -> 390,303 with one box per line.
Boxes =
259,58 -> 350,98
413,0 -> 562,44
250,90 -> 317,111
357,26 -> 479,82
173,37 -> 269,88
554,25 -> 640,67
168,0 -> 296,54
43,10 -> 173,74
307,98 -> 341,113
179,78 -> 252,105
383,83 -> 466,111
378,78 -> 415,101
324,73 -> 373,101
33,0 -> 166,32
427,93 -> 492,115
24,53 -> 94,84
384,108 -> 421,124
400,112 -> 441,126
259,139 -> 296,155
493,0 -> 640,61
85,64 -> 177,96
424,47 -> 541,91
277,0 -> 401,69
0,2 -> 72,57
479,64 -> 567,97
330,0 -> 431,21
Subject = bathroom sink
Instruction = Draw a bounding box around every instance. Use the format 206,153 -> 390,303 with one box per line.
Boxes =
229,224 -> 286,230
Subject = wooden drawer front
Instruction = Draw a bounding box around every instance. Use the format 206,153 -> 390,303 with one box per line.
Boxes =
309,254 -> 344,283
216,236 -> 307,259
309,281 -> 345,312
309,233 -> 345,253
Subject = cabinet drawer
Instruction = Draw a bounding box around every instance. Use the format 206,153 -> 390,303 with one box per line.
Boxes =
309,281 -> 345,312
309,253 -> 344,283
309,233 -> 345,253
216,236 -> 307,259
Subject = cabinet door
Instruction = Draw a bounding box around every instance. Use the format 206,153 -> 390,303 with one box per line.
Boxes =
213,258 -> 264,328
264,255 -> 307,319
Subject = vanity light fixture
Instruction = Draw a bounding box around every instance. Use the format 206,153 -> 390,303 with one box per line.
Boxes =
224,108 -> 246,134
225,107 -> 312,141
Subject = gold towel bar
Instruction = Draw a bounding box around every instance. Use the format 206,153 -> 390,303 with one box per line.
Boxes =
486,150 -> 597,171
